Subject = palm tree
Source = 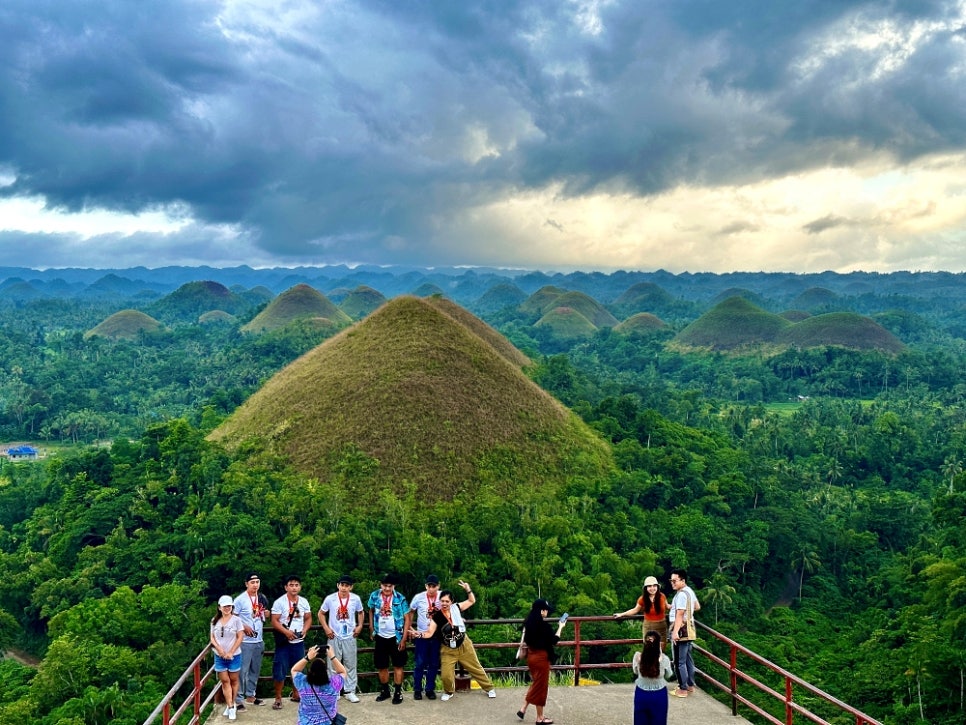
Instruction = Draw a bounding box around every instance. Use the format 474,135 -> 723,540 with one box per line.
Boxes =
940,456 -> 962,495
703,572 -> 737,624
793,547 -> 821,600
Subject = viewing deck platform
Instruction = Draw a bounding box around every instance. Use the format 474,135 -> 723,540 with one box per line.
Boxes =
205,683 -> 749,725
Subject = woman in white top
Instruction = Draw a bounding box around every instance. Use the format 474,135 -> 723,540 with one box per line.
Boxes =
210,595 -> 245,721
632,630 -> 673,725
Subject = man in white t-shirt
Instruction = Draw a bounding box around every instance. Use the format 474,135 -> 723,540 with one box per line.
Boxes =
270,575 -> 312,710
669,568 -> 701,698
319,574 -> 364,703
409,574 -> 443,700
234,572 -> 269,708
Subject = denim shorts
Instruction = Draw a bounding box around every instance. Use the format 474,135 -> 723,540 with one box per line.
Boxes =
214,653 -> 243,672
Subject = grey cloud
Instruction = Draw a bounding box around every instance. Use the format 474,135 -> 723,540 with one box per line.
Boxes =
803,215 -> 857,235
1,0 -> 965,267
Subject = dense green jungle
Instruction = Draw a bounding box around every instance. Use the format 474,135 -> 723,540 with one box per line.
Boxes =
0,267 -> 965,725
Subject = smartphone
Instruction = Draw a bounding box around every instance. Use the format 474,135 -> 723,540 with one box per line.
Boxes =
559,612 -> 569,624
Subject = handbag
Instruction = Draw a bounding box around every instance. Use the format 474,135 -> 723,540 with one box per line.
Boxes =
515,629 -> 528,660
309,682 -> 347,725
676,591 -> 696,641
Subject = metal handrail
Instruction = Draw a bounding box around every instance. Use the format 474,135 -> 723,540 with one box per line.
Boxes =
692,621 -> 884,725
143,616 -> 884,725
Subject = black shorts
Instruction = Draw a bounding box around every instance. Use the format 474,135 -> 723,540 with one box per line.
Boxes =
373,634 -> 407,669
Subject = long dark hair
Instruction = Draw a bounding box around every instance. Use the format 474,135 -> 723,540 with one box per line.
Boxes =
211,605 -> 230,627
640,630 -> 661,678
641,587 -> 665,616
306,658 -> 331,687
523,598 -> 552,630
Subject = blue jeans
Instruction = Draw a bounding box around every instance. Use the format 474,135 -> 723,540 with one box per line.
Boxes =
236,640 -> 264,700
673,640 -> 695,688
413,637 -> 441,693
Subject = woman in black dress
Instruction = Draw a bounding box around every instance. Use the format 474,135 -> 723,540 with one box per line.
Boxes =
517,599 -> 568,724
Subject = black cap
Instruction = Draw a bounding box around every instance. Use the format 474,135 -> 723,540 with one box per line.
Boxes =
245,572 -> 260,582
425,574 -> 440,585
337,574 -> 354,584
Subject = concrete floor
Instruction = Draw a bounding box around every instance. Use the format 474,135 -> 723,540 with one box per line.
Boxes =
208,683 -> 751,725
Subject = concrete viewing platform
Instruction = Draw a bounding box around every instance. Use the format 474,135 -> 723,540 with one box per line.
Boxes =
208,683 -> 751,725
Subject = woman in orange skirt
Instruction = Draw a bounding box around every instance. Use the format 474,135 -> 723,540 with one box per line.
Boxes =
517,599 -> 569,724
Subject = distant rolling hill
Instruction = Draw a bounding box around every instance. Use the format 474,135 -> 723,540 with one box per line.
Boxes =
85,310 -> 163,340
147,280 -> 250,322
777,312 -> 905,353
210,296 -> 613,501
673,296 -> 791,350
339,285 -> 387,320
241,283 -> 351,333
535,307 -> 599,339
614,312 -> 668,335
672,296 -> 904,353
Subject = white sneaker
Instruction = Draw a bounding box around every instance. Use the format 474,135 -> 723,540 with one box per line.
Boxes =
487,689 -> 496,698
346,693 -> 360,703
440,693 -> 453,701
223,707 -> 230,717
227,707 -> 237,721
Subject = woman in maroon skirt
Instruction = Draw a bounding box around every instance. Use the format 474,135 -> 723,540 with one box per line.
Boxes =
517,599 -> 569,724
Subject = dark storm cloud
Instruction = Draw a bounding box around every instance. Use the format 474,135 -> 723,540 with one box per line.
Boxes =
1,0 -> 965,267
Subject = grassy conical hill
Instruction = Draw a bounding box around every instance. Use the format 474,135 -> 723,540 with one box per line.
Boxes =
210,296 -> 611,501
148,280 -> 248,322
614,313 -> 668,335
672,296 -> 790,350
778,312 -> 905,353
412,282 -> 445,297
340,286 -> 387,320
792,287 -> 839,310
241,283 -> 351,333
534,307 -> 598,339
425,296 -> 531,367
0,280 -> 45,300
612,282 -> 674,312
781,310 -> 811,322
474,282 -> 527,314
712,287 -> 766,307
520,285 -> 568,314
553,291 -> 619,327
84,310 -> 162,340
198,310 -> 237,325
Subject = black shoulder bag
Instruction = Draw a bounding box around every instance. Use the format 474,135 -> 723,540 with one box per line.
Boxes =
309,682 -> 347,725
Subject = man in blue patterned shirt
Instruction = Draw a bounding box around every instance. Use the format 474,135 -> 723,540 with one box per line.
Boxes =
367,573 -> 411,704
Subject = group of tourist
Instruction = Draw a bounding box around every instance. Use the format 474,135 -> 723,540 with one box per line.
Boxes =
614,568 -> 702,725
208,568 -> 699,724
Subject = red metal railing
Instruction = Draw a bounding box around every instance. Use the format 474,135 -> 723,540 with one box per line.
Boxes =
691,621 -> 884,725
143,616 -> 884,725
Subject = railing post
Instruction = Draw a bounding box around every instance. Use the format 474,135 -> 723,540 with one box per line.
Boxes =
572,619 -> 582,687
162,702 -> 169,725
786,675 -> 794,725
730,643 -> 738,716
193,660 -> 202,719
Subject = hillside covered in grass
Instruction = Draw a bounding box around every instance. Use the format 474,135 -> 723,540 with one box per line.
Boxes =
84,310 -> 162,340
672,296 -> 903,353
212,295 -> 613,500
241,283 -> 351,332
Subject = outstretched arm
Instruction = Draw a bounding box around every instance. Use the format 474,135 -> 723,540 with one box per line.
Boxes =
457,580 -> 476,611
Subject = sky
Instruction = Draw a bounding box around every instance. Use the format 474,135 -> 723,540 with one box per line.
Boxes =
1,0 -> 965,274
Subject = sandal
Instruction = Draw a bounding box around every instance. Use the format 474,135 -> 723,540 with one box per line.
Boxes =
537,719 -> 554,724
272,700 -> 283,710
